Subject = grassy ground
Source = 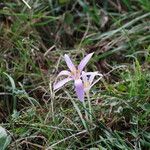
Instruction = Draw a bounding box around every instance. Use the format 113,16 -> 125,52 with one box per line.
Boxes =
0,0 -> 150,149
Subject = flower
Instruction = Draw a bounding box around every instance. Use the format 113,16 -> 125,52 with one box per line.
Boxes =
53,53 -> 94,101
82,71 -> 103,94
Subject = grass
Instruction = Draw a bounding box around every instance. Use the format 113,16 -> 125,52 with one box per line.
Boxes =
0,0 -> 150,149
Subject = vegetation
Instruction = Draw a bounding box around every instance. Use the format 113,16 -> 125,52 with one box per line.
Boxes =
0,0 -> 150,149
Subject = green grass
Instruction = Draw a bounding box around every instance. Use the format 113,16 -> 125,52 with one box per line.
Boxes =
0,0 -> 150,149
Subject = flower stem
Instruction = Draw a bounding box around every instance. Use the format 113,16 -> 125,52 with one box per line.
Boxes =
83,100 -> 88,121
71,98 -> 88,130
64,90 -> 88,130
86,92 -> 92,122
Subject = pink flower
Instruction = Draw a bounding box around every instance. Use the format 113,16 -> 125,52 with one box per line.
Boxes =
82,71 -> 103,93
53,53 -> 94,102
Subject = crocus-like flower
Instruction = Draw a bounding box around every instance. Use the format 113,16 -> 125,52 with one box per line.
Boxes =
82,71 -> 103,94
53,53 -> 94,101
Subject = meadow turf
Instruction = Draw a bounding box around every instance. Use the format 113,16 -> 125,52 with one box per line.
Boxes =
0,0 -> 150,149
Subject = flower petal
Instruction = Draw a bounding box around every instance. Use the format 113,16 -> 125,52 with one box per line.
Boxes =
64,54 -> 76,72
74,79 -> 84,102
89,72 -> 99,84
54,78 -> 72,90
81,71 -> 100,92
90,73 -> 103,89
78,53 -> 94,72
81,71 -> 87,82
57,70 -> 71,77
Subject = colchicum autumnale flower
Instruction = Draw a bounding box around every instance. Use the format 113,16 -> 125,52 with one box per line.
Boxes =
82,71 -> 103,94
53,53 -> 94,101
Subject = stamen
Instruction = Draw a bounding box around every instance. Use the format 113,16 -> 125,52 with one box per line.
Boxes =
71,69 -> 81,80
84,81 -> 90,88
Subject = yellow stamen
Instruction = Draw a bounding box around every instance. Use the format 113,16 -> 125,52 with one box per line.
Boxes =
84,81 -> 90,88
71,69 -> 81,79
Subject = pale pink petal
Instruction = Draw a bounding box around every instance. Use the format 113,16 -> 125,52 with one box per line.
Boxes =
81,71 -> 87,82
89,72 -> 99,84
81,71 -> 97,80
54,78 -> 72,90
90,73 -> 103,89
82,72 -> 100,92
82,72 -> 96,75
57,70 -> 71,77
74,79 -> 84,102
78,53 -> 94,72
64,54 -> 76,72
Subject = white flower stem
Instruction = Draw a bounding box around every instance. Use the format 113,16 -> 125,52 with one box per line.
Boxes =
64,90 -> 88,130
83,100 -> 88,121
86,91 -> 92,122
71,98 -> 88,130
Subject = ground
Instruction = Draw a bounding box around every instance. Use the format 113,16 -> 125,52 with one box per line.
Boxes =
0,0 -> 150,149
